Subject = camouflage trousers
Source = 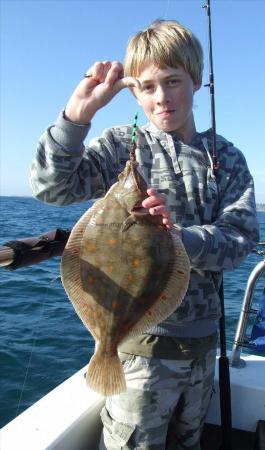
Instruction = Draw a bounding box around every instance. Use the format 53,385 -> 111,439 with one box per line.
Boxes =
99,344 -> 217,450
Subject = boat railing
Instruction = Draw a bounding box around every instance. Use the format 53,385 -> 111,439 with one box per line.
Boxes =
230,243 -> 265,368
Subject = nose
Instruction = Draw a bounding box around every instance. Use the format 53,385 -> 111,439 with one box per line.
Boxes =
154,85 -> 169,105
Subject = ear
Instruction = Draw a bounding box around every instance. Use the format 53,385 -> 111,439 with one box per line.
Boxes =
193,82 -> 201,93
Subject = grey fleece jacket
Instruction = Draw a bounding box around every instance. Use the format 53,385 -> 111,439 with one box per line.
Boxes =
30,112 -> 259,337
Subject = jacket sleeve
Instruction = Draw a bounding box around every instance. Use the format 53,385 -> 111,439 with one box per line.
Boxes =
180,147 -> 260,271
30,112 -> 122,206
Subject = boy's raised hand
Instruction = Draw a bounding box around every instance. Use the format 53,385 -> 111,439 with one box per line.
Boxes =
65,61 -> 139,124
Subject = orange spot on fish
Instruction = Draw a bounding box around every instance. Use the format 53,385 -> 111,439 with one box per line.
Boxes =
108,239 -> 117,247
133,259 -> 140,267
127,273 -> 134,281
87,243 -> 96,252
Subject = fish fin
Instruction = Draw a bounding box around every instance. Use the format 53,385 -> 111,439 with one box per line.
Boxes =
86,346 -> 126,396
61,197 -> 107,318
121,215 -> 136,232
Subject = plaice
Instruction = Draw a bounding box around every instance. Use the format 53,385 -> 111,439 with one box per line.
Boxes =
61,157 -> 190,396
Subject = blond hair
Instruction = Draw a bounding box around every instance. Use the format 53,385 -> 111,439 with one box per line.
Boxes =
124,20 -> 203,85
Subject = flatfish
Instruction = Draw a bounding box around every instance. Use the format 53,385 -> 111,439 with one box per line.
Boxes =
61,157 -> 190,396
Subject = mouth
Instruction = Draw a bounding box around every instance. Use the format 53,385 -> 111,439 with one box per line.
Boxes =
156,110 -> 175,117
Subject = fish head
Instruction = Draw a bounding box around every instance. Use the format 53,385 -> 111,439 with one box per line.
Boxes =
117,160 -> 149,213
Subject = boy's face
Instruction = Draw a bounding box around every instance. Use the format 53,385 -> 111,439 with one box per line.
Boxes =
133,64 -> 200,140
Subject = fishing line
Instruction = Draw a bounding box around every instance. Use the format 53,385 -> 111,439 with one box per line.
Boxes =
15,273 -> 61,418
163,0 -> 171,20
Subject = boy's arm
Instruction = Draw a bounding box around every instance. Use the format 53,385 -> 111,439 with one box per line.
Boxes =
30,112 -> 120,205
144,151 -> 259,272
30,61 -> 139,206
178,151 -> 259,271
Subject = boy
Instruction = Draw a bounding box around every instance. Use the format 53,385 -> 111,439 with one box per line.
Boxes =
31,20 -> 259,450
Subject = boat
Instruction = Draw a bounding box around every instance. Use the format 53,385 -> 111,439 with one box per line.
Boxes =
0,233 -> 265,450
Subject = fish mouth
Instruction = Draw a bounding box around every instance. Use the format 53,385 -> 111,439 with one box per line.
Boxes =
131,206 -> 149,215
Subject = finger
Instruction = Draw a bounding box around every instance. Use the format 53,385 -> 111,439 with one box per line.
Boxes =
149,205 -> 173,229
84,61 -> 118,88
97,61 -> 114,83
103,76 -> 141,97
84,61 -> 104,82
162,217 -> 173,229
121,77 -> 141,89
104,61 -> 124,85
149,205 -> 170,217
147,187 -> 157,196
102,61 -> 112,81
93,61 -> 105,81
142,193 -> 167,209
82,73 -> 100,89
147,188 -> 167,203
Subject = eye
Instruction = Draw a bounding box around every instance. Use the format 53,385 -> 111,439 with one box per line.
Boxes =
167,78 -> 181,87
142,84 -> 154,93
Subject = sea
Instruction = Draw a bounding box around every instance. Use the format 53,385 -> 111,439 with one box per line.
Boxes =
0,196 -> 264,428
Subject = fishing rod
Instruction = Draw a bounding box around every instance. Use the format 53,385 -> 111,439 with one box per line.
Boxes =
1,228 -> 264,271
0,229 -> 70,270
203,1 -> 232,450
203,0 -> 219,171
0,228 -> 265,271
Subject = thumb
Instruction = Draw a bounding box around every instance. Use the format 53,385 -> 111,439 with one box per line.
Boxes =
112,76 -> 141,93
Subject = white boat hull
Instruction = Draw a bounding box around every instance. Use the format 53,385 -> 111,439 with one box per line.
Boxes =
1,353 -> 265,450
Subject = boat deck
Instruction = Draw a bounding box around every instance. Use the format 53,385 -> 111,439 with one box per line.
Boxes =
201,424 -> 257,450
78,422 -> 263,450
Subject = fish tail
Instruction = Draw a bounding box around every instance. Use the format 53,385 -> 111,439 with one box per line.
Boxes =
86,347 -> 126,396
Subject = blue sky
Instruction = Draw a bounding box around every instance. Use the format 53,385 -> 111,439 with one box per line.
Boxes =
1,0 -> 264,201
